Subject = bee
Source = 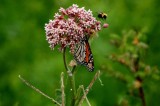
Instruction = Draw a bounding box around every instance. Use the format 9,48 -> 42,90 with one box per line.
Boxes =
97,12 -> 108,20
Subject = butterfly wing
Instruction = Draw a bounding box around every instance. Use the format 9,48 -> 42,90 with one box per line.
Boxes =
74,37 -> 94,71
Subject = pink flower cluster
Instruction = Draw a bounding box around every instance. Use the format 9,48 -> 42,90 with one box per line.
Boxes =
45,4 -> 101,53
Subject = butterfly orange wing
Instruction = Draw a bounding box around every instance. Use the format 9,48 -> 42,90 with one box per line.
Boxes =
74,37 -> 94,71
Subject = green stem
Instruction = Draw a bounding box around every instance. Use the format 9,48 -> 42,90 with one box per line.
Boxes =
63,47 -> 76,106
63,47 -> 69,71
136,76 -> 146,106
133,53 -> 146,106
77,71 -> 101,105
72,66 -> 76,74
68,70 -> 76,106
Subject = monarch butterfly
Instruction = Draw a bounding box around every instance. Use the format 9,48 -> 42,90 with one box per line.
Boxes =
74,36 -> 94,71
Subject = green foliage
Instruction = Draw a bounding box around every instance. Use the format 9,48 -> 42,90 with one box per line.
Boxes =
108,29 -> 160,106
0,0 -> 160,106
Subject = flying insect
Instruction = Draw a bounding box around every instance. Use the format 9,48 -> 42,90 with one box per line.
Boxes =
97,12 -> 108,20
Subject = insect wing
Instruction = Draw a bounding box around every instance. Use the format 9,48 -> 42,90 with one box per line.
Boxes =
84,40 -> 94,71
74,37 -> 94,71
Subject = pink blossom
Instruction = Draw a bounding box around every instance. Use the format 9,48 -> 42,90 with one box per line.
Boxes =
45,4 -> 101,54
103,23 -> 109,28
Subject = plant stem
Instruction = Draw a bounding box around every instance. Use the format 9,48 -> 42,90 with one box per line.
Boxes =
139,87 -> 146,106
78,71 -> 100,106
19,75 -> 61,106
136,76 -> 146,106
61,72 -> 65,106
68,70 -> 76,106
63,47 -> 69,71
63,47 -> 76,106
81,85 -> 91,106
133,55 -> 146,106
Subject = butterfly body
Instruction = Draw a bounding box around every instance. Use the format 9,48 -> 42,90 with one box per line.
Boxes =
74,36 -> 94,71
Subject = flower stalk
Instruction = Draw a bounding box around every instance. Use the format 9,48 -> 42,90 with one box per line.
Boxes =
61,72 -> 65,106
78,71 -> 101,105
63,47 -> 76,106
133,55 -> 146,106
19,75 -> 61,106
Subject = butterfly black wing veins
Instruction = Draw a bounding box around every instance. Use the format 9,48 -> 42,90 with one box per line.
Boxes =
74,36 -> 94,71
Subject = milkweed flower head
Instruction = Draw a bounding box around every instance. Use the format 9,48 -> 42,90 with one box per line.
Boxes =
45,4 -> 101,54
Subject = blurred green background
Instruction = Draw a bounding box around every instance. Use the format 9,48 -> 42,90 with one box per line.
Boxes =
0,0 -> 160,106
